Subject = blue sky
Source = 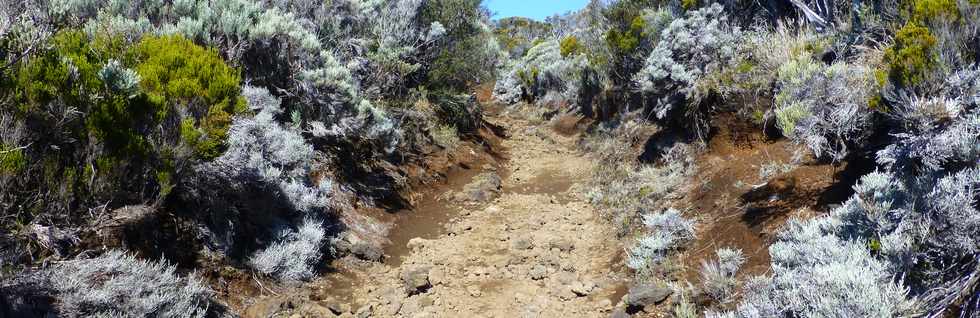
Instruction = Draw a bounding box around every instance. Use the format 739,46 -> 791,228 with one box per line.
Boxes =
485,0 -> 590,20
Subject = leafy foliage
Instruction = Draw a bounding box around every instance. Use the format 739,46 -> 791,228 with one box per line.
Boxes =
494,17 -> 553,59
420,0 -> 501,91
560,35 -> 584,57
883,22 -> 938,88
0,29 -> 243,237
493,40 -> 596,109
602,0 -> 663,85
129,35 -> 246,160
0,145 -> 26,174
189,86 -> 333,271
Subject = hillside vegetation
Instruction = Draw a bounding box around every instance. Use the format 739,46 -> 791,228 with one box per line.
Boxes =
493,0 -> 980,317
0,0 -> 499,315
1,0 -> 979,317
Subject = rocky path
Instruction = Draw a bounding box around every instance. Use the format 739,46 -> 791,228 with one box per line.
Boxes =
260,110 -> 629,317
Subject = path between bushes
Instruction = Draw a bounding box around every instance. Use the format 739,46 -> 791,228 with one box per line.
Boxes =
246,108 -> 629,317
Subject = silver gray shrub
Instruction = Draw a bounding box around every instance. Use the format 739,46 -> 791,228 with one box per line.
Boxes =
42,250 -> 213,318
200,86 -> 333,281
724,181 -> 917,316
97,59 -> 140,98
627,208 -> 695,272
209,86 -> 331,213
492,67 -> 524,104
700,248 -> 745,302
725,103 -> 980,316
633,3 -> 742,138
772,56 -> 875,162
248,217 -> 327,282
493,39 -> 594,107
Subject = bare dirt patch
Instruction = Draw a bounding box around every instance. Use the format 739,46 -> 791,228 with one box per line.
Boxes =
675,115 -> 868,283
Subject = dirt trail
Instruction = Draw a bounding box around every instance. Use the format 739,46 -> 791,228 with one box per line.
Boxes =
245,108 -> 628,317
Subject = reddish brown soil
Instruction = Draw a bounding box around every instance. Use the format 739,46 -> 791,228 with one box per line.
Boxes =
677,114 -> 858,283
550,113 -> 591,137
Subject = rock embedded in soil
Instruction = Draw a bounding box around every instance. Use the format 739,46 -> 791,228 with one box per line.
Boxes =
428,267 -> 446,286
467,285 -> 482,297
343,240 -> 383,262
598,299 -> 613,311
552,285 -> 577,301
570,281 -> 595,296
529,264 -> 549,280
456,171 -> 502,203
625,284 -> 672,307
298,303 -> 333,317
356,304 -> 373,318
610,308 -> 630,318
407,237 -> 429,250
549,238 -> 574,252
401,266 -> 432,294
418,295 -> 435,307
328,302 -> 351,315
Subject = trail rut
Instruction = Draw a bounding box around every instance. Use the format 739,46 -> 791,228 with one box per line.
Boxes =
245,108 -> 628,317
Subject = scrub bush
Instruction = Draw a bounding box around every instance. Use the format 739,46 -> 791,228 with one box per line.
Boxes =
1,29 -> 243,233
633,4 -> 744,139
725,90 -> 980,317
249,218 -> 327,282
191,86 -> 333,268
627,208 -> 696,272
772,56 -> 875,162
493,40 -> 595,110
39,250 -> 215,317
130,34 -> 247,160
560,35 -> 584,57
883,22 -> 938,88
700,248 -> 745,302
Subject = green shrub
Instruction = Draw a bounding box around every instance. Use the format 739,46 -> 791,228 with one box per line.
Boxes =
14,31 -> 107,112
883,22 -> 937,88
129,35 -> 246,160
3,30 -> 244,221
494,17 -> 553,58
560,36 -> 584,58
902,0 -> 961,22
430,125 -> 460,151
682,0 -> 699,10
421,0 -> 498,91
602,0 -> 661,86
13,30 -> 149,155
0,146 -> 26,174
15,32 -> 245,160
774,102 -> 811,137
517,66 -> 540,95
429,90 -> 481,135
605,16 -> 646,54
